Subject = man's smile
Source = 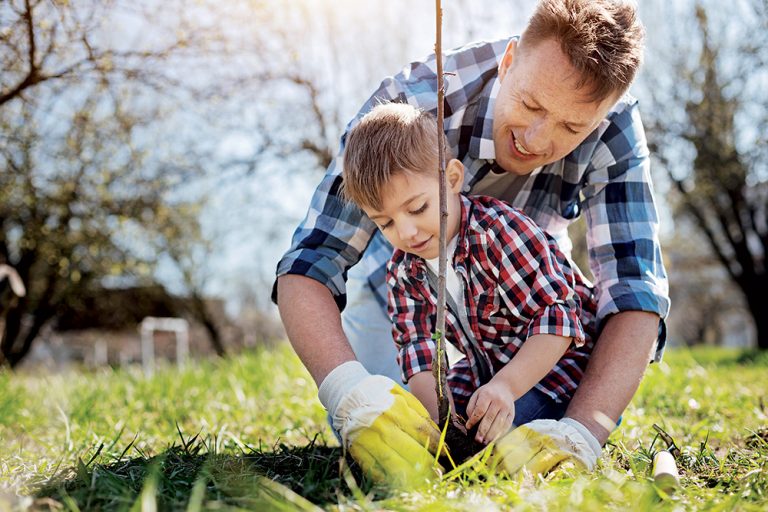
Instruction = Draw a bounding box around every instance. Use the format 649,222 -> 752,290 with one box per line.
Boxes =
509,131 -> 538,160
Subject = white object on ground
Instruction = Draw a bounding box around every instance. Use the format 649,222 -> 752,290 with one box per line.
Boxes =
652,450 -> 680,492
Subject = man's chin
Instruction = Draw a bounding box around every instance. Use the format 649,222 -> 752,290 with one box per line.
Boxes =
495,157 -> 538,176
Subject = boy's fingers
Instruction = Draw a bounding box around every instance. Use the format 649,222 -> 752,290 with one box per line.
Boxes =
465,393 -> 488,430
485,411 -> 514,444
476,403 -> 502,443
465,394 -> 479,428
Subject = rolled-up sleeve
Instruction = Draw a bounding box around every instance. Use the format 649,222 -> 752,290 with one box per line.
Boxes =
581,101 -> 671,327
274,163 -> 377,311
386,257 -> 437,383
487,206 -> 586,347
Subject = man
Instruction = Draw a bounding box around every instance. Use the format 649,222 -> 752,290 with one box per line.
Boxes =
274,0 -> 669,484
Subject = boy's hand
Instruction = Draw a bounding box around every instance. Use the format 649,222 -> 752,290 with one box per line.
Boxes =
319,363 -> 444,488
465,380 -> 516,444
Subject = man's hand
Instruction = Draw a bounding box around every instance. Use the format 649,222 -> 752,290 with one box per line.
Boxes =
319,361 -> 444,488
487,418 -> 602,476
465,381 -> 516,445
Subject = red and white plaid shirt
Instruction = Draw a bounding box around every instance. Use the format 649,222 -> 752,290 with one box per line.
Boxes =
387,195 -> 597,408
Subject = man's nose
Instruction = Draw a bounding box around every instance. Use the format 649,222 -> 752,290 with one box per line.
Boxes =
524,118 -> 552,154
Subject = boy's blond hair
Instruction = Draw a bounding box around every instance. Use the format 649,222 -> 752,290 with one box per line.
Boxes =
521,0 -> 645,101
341,103 -> 448,211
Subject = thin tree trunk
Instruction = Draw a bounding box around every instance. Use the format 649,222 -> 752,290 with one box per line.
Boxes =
432,0 -> 451,426
1,304 -> 24,366
743,277 -> 768,350
8,311 -> 51,368
190,293 -> 227,356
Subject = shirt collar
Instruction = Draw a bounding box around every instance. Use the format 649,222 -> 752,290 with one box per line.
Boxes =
467,74 -> 501,162
454,195 -> 473,265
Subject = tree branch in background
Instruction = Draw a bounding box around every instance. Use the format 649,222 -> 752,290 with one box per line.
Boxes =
645,0 -> 768,348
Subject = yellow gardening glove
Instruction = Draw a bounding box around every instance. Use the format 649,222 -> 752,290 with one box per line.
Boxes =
318,362 -> 444,488
486,418 -> 602,477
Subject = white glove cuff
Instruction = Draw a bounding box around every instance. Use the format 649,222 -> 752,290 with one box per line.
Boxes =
561,417 -> 602,460
317,361 -> 370,417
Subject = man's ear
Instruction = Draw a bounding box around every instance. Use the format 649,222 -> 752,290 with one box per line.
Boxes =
498,39 -> 517,82
447,159 -> 465,193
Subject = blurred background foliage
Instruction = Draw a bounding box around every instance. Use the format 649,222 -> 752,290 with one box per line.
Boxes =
0,0 -> 766,369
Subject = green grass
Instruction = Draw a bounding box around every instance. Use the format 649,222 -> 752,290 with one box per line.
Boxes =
0,344 -> 766,510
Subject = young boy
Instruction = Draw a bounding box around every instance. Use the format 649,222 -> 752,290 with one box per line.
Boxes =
341,102 -> 597,445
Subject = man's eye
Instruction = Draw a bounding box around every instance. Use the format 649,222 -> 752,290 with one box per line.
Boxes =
564,124 -> 580,135
522,101 -> 540,111
410,203 -> 428,215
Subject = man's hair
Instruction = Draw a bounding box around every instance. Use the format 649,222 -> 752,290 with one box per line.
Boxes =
341,102 -> 448,210
521,0 -> 645,101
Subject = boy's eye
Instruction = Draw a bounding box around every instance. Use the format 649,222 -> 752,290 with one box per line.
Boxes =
380,220 -> 393,230
410,203 -> 428,215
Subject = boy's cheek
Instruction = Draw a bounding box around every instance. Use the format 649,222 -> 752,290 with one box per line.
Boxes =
381,233 -> 400,250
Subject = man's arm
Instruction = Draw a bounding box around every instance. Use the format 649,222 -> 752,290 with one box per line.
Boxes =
570,101 -> 669,445
565,310 -> 659,445
277,274 -> 356,386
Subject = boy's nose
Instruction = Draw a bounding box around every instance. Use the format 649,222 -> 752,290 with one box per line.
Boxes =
397,222 -> 418,241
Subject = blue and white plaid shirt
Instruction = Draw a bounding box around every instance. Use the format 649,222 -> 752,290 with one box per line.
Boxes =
274,37 -> 670,355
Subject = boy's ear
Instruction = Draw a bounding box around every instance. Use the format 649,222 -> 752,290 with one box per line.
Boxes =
498,39 -> 517,82
447,159 -> 465,193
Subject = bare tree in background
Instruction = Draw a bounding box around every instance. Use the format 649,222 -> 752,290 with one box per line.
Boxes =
0,0 -> 230,366
644,0 -> 768,349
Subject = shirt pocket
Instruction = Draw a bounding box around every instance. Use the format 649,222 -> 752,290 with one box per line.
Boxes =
475,287 -> 502,344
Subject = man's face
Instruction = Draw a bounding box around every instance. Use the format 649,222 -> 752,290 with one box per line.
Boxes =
492,38 -> 619,175
361,162 -> 463,260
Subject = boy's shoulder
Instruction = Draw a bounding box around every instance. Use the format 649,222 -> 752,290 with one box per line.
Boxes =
465,195 -> 539,236
386,248 -> 421,281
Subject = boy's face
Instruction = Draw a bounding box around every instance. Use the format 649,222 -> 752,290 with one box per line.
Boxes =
492,38 -> 620,175
361,160 -> 464,260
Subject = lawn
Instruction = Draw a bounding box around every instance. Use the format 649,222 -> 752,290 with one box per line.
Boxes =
0,344 -> 766,511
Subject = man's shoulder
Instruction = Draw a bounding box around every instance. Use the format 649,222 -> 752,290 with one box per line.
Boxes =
386,38 -> 511,101
605,92 -> 640,125
443,37 -> 512,71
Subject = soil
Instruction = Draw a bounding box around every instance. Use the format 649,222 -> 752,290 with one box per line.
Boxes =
441,415 -> 485,464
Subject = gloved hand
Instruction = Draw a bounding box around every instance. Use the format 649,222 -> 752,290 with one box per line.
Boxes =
318,361 -> 444,487
487,418 -> 602,476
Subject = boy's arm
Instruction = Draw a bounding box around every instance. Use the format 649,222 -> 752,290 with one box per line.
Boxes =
490,333 -> 571,399
387,255 -> 440,390
409,371 -> 439,422
486,207 -> 586,346
465,333 -> 570,440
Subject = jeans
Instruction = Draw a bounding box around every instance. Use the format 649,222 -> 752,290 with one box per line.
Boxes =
340,263 -> 405,386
